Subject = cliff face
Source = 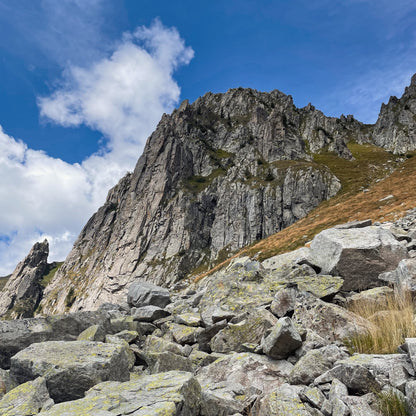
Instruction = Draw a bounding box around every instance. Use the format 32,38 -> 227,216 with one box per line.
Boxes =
40,88 -> 366,314
373,73 -> 416,153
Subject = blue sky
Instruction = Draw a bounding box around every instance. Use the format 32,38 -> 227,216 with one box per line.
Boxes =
0,0 -> 415,275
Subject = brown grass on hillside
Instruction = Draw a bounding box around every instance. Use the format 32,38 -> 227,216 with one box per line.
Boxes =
346,291 -> 416,354
194,144 -> 416,283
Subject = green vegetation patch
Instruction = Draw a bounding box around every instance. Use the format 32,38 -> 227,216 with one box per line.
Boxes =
40,262 -> 64,288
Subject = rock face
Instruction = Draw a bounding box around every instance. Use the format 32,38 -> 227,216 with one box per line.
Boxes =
39,87 -> 368,314
0,240 -> 50,319
373,73 -> 416,154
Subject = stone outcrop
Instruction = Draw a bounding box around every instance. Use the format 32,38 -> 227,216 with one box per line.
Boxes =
0,240 -> 51,319
373,73 -> 416,154
37,86 -> 372,314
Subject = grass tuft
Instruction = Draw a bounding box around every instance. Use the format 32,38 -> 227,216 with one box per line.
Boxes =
377,389 -> 409,416
345,291 -> 416,354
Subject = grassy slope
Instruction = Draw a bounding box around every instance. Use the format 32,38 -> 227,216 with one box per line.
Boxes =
194,143 -> 416,282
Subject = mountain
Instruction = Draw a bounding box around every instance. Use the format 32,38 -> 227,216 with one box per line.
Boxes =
4,74 -> 416,317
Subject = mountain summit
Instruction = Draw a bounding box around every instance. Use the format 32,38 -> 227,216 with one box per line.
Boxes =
23,74 -> 416,314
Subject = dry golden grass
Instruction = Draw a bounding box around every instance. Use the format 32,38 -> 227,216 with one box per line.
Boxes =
193,144 -> 416,283
346,291 -> 416,354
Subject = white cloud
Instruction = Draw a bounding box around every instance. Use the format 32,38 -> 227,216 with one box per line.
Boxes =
0,20 -> 193,275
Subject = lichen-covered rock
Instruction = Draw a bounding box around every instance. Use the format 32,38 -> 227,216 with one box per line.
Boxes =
261,317 -> 302,359
257,383 -> 311,416
10,341 -> 131,403
0,377 -> 52,416
77,324 -> 106,341
308,226 -> 408,291
347,286 -> 394,309
292,293 -> 374,342
289,345 -> 348,385
131,305 -> 170,322
38,371 -> 201,416
197,352 -> 293,415
162,322 -> 204,345
210,309 -> 277,353
0,311 -> 110,369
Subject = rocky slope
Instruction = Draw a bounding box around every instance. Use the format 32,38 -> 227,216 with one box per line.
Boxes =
39,88 -> 368,314
2,217 -> 416,415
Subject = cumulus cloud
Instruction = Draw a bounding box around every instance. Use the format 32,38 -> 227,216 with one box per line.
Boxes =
0,20 -> 193,275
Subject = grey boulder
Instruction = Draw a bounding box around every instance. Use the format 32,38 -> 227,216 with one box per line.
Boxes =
10,341 -> 131,403
38,371 -> 201,416
127,281 -> 171,308
308,226 -> 408,291
261,317 -> 302,359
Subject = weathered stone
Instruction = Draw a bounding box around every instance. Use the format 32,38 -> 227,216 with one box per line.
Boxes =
196,320 -> 228,352
406,380 -> 416,416
211,309 -> 277,353
77,324 -> 106,341
131,305 -> 170,322
198,352 -> 292,415
107,316 -> 138,333
112,330 -> 139,343
0,311 -> 110,369
147,351 -> 193,374
289,345 -> 348,385
300,386 -> 326,408
331,398 -> 349,416
343,394 -> 380,416
347,286 -> 394,309
380,258 -> 416,294
329,378 -> 348,400
38,371 -> 201,416
270,286 -> 298,317
127,281 -> 171,308
10,341 -> 131,403
0,240 -> 50,319
163,322 -> 204,345
257,383 -> 311,416
292,293 -> 374,342
143,335 -> 187,357
307,226 -> 408,291
0,377 -> 52,416
175,312 -> 202,327
315,361 -> 381,395
261,317 -> 302,359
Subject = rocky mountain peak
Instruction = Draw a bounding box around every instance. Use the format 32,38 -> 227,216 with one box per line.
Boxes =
373,73 -> 416,153
0,239 -> 50,319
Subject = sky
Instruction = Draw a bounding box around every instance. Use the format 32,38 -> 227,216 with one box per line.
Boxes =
0,0 -> 415,275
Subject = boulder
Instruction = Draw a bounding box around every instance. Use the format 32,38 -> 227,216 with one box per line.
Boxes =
292,293 -> 374,342
127,281 -> 171,308
162,322 -> 204,345
380,258 -> 416,294
347,286 -> 394,309
0,377 -> 52,416
0,310 -> 110,368
77,324 -> 106,341
38,371 -> 201,416
261,317 -> 302,359
289,345 -> 349,385
210,309 -> 277,353
256,383 -> 311,416
307,226 -> 408,291
10,341 -> 131,403
130,305 -> 170,322
197,352 -> 293,415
